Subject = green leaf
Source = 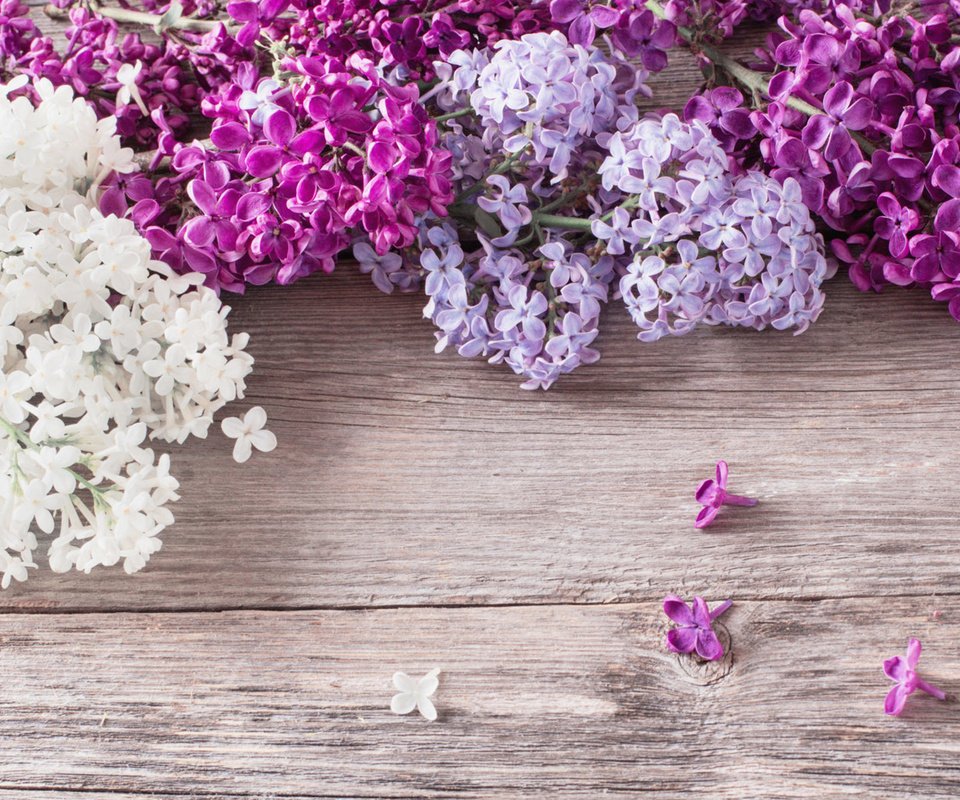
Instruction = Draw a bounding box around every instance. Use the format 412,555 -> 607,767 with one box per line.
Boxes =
474,208 -> 503,238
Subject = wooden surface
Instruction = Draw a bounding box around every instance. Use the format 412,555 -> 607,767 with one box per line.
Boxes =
6,12 -> 960,798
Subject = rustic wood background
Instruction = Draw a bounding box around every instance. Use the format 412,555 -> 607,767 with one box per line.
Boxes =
5,10 -> 960,798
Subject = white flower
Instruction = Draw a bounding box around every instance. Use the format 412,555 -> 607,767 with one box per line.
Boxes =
390,669 -> 441,721
0,78 -> 265,586
220,406 -> 276,464
238,79 -> 282,126
0,371 -> 31,423
115,61 -> 148,115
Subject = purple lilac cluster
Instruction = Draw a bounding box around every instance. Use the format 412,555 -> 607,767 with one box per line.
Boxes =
393,31 -> 644,388
595,114 -> 834,341
682,3 -> 960,321
415,222 -> 614,389
4,0 -> 559,292
129,55 -> 453,290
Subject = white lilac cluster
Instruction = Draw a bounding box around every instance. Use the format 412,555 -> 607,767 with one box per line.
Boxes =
594,114 -> 835,342
0,78 -> 265,587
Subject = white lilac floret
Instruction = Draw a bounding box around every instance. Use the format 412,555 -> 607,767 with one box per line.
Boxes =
0,78 -> 268,586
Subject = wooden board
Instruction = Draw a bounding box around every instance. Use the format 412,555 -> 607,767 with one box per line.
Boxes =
5,277 -> 960,613
2,599 -> 958,799
6,6 -> 960,798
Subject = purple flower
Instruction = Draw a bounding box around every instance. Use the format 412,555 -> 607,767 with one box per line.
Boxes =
495,284 -> 548,341
684,87 -> 755,146
477,175 -> 532,232
801,81 -> 873,161
884,638 -> 948,716
663,595 -> 732,661
874,192 -> 919,260
695,460 -> 758,529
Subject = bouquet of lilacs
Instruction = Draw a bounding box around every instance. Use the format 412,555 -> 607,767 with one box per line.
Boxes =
1,0 -> 838,390
0,76 -> 269,587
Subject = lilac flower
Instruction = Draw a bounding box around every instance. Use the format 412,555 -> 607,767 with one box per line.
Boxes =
421,242 -> 465,298
354,241 -> 405,295
591,207 -> 638,255
801,81 -> 873,161
477,175 -> 532,232
495,284 -> 548,342
874,193 -> 920,260
663,595 -> 733,661
884,638 -> 949,716
684,87 -> 755,148
238,78 -> 282,126
695,460 -> 758,529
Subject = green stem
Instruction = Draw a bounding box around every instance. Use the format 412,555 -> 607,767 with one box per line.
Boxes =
533,213 -> 593,231
47,1 -> 227,31
436,107 -> 472,123
342,141 -> 367,158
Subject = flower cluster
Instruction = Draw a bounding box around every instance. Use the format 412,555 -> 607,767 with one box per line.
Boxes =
133,57 -> 454,291
0,78 -> 264,586
75,0 -> 559,292
681,3 -> 960,321
377,34 -> 832,388
596,114 -> 834,341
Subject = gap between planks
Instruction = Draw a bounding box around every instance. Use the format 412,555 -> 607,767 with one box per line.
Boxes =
2,590 -> 959,616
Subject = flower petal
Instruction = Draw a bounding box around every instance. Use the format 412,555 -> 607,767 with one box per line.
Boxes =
663,595 -> 694,625
220,416 -> 244,438
393,672 -> 417,692
695,629 -> 724,661
391,692 -> 417,715
695,479 -> 717,504
884,684 -> 908,716
245,405 -> 268,429
906,638 -> 922,669
232,438 -> 253,464
691,597 -> 713,628
249,429 -> 277,454
883,655 -> 906,682
666,626 -> 697,654
695,505 -> 719,529
715,460 -> 729,487
417,696 -> 438,721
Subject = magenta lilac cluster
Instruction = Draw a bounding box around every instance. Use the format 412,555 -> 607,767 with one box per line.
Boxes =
680,1 -> 960,322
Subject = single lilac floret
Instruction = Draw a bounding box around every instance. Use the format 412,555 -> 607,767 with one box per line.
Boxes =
663,595 -> 733,661
883,638 -> 949,717
695,460 -> 758,529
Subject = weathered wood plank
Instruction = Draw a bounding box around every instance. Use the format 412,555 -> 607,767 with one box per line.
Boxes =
1,599 -> 957,798
4,276 -> 960,611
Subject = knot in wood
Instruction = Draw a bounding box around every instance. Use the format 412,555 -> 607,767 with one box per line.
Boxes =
674,622 -> 734,686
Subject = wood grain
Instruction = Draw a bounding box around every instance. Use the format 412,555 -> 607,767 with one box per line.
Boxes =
4,277 -> 960,612
7,6 -> 960,798
2,599 -> 958,799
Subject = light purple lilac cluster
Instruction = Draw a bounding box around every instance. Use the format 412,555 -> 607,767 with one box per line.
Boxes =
354,32 -> 834,388
679,1 -> 960,322
395,31 -> 642,388
595,114 -> 834,341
